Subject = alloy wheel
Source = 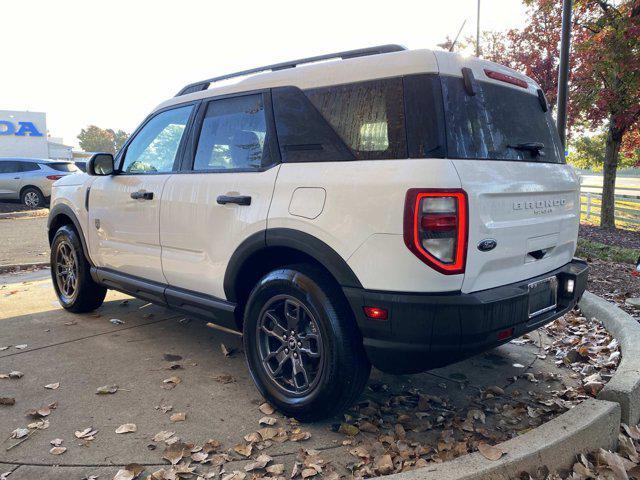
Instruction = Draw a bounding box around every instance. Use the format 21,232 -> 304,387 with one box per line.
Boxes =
24,191 -> 40,208
257,295 -> 324,395
55,240 -> 78,303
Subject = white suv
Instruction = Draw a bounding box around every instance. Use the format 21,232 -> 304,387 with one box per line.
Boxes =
47,45 -> 588,420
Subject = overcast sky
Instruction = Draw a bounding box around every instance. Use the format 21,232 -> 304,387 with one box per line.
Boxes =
0,0 -> 527,148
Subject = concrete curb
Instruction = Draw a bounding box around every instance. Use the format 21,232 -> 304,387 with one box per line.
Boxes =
382,398 -> 620,480
580,290 -> 640,425
0,262 -> 49,275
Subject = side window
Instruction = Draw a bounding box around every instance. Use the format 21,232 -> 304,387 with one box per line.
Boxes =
121,105 -> 193,174
305,78 -> 407,160
0,162 -> 18,174
193,94 -> 271,171
18,162 -> 40,172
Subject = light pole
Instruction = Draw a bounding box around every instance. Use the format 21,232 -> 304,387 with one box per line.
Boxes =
476,0 -> 481,57
556,0 -> 572,149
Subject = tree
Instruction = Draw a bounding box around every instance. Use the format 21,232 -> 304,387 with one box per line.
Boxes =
568,131 -> 637,170
78,126 -> 130,155
571,0 -> 640,228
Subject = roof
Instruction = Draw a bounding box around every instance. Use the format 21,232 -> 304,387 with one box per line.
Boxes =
155,47 -> 540,113
0,157 -> 72,163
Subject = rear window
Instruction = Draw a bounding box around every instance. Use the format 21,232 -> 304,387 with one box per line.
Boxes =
47,162 -> 78,172
441,76 -> 564,163
305,78 -> 407,160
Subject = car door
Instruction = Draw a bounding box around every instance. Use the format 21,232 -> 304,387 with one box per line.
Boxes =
0,161 -> 21,199
88,104 -> 195,284
160,92 -> 280,301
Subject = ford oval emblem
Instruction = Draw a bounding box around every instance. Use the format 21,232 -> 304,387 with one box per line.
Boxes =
478,239 -> 497,252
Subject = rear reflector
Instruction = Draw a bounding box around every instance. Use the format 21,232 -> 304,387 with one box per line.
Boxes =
46,175 -> 63,180
484,69 -> 528,89
404,189 -> 468,275
497,328 -> 514,341
363,306 -> 388,320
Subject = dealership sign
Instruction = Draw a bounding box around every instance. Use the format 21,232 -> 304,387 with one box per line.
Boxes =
0,120 -> 44,137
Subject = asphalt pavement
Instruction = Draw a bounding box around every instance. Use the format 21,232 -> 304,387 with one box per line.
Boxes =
0,269 -> 584,479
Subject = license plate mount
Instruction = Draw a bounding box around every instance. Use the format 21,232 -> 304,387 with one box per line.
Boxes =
528,276 -> 558,318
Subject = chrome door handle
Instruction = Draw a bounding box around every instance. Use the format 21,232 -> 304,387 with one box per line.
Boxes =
130,190 -> 154,200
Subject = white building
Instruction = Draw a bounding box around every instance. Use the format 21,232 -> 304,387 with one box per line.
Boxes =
0,110 -> 73,160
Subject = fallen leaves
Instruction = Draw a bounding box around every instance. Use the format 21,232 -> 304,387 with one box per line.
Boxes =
170,412 -> 186,423
75,427 -> 98,441
259,416 -> 276,426
44,382 -> 60,390
11,428 -> 29,439
49,446 -> 66,455
258,402 -> 274,415
162,442 -> 190,465
116,423 -> 137,434
0,397 -> 15,406
96,384 -> 118,395
477,442 -> 504,461
113,464 -> 144,480
162,376 -> 181,390
213,373 -> 235,384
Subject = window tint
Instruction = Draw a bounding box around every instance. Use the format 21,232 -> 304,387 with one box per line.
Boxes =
441,76 -> 563,163
194,94 -> 271,171
14,162 -> 40,172
0,161 -> 18,174
47,163 -> 76,172
305,78 -> 407,160
122,105 -> 193,174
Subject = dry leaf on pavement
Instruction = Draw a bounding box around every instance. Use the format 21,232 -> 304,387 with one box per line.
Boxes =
116,423 -> 137,434
49,446 -> 66,455
96,385 -> 118,394
259,416 -> 276,426
477,442 -> 504,461
44,383 -> 60,390
259,402 -> 275,415
0,397 -> 15,406
170,412 -> 186,422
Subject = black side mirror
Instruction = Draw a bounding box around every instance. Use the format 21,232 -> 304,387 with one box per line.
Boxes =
87,153 -> 115,176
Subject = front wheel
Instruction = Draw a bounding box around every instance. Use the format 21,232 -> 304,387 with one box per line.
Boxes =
51,225 -> 107,313
243,265 -> 370,421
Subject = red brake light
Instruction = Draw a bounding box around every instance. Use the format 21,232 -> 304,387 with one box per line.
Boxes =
484,69 -> 528,89
46,175 -> 63,180
403,189 -> 468,275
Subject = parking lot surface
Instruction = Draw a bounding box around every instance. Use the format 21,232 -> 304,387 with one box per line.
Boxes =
0,213 -> 48,268
0,270 -> 586,479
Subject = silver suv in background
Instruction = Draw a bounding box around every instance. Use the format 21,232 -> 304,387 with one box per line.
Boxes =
0,158 -> 79,208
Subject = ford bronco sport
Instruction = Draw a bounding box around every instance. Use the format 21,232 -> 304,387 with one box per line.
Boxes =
48,45 -> 588,420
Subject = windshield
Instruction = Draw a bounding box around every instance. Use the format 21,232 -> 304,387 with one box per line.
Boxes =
441,76 -> 564,163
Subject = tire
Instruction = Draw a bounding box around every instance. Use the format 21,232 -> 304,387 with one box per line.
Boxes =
50,225 -> 107,313
243,264 -> 371,421
21,187 -> 45,209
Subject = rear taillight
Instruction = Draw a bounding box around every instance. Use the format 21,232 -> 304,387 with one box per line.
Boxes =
46,175 -> 63,180
403,189 -> 468,275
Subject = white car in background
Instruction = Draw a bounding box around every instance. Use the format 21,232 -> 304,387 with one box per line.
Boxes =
0,158 -> 79,208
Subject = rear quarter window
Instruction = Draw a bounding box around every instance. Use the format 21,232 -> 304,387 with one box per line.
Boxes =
441,76 -> 564,163
47,162 -> 77,172
305,78 -> 407,160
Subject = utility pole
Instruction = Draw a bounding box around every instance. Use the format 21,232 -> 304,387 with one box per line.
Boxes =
556,0 -> 572,149
476,0 -> 481,57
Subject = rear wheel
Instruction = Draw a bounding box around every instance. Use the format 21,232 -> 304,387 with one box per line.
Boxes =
243,265 -> 370,421
21,187 -> 45,209
50,225 -> 106,313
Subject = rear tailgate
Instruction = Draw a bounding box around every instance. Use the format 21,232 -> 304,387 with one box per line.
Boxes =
452,160 -> 579,293
433,52 -> 581,293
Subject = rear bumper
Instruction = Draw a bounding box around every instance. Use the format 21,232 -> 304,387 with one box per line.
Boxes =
344,258 -> 588,373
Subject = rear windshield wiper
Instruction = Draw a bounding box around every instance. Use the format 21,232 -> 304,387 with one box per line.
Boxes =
507,142 -> 545,157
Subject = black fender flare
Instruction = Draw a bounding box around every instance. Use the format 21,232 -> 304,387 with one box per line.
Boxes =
47,204 -> 93,265
223,228 -> 362,302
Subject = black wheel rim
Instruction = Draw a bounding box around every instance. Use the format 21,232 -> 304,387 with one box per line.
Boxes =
257,295 -> 324,396
54,240 -> 78,303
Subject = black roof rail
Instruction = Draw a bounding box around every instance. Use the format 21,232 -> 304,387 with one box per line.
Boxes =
175,44 -> 407,97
